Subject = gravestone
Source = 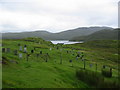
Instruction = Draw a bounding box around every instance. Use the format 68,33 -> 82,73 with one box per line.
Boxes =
36,54 -> 39,58
76,54 -> 80,57
24,47 -> 27,53
89,64 -> 93,68
76,57 -> 78,60
6,48 -> 10,53
31,50 -> 34,53
2,48 -> 5,53
103,65 -> 106,69
69,60 -> 72,63
26,53 -> 30,61
19,46 -> 22,51
40,51 -> 42,54
50,48 -> 52,51
19,53 -> 22,59
67,51 -> 69,53
14,50 -> 18,55
24,45 -> 27,47
18,43 -> 20,46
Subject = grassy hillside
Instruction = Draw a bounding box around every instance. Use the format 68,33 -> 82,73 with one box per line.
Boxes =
2,38 -> 119,88
71,28 -> 119,41
2,26 -> 113,40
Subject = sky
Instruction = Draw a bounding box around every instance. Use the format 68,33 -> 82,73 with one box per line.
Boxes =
0,0 -> 119,33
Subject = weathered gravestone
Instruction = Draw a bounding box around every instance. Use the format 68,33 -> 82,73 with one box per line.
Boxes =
18,43 -> 20,46
26,53 -> 30,61
36,54 -> 39,58
24,47 -> 27,53
14,50 -> 18,55
31,50 -> 34,53
50,48 -> 52,51
103,65 -> 106,69
19,53 -> 22,59
69,60 -> 72,63
6,48 -> 10,53
2,48 -> 5,53
19,46 -> 22,51
24,45 -> 27,47
40,51 -> 42,54
89,64 -> 93,68
69,60 -> 73,67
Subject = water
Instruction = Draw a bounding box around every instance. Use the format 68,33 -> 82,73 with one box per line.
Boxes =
50,40 -> 83,45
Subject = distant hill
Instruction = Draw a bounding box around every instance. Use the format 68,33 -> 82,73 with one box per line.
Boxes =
2,26 -> 113,40
71,28 -> 119,41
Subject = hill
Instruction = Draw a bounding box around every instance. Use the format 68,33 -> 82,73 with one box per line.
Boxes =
2,38 -> 119,88
2,26 -> 113,40
71,28 -> 119,41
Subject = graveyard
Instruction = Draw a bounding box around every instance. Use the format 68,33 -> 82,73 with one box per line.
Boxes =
2,37 -> 119,88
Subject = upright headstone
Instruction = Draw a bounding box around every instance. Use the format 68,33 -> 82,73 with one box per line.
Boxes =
67,51 -> 69,53
19,46 -> 22,51
6,48 -> 10,53
19,53 -> 22,59
50,48 -> 52,51
69,60 -> 72,63
83,59 -> 86,70
40,51 -> 42,54
69,60 -> 73,67
2,48 -> 5,53
24,45 -> 27,47
18,43 -> 20,46
96,64 -> 97,71
24,47 -> 27,53
26,53 -> 30,61
36,54 -> 39,58
31,50 -> 34,53
14,50 -> 18,55
103,65 -> 106,69
89,64 -> 93,68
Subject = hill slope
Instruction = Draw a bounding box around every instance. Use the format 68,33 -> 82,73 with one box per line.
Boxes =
2,26 -> 113,40
71,28 -> 119,41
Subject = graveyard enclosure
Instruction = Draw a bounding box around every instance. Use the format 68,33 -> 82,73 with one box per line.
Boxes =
2,38 -> 119,88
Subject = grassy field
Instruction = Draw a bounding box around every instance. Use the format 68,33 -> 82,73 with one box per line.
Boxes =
2,37 -> 119,88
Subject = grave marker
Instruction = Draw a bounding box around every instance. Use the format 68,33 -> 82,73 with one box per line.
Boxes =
40,51 -> 42,54
6,48 -> 10,53
14,50 -> 18,55
26,53 -> 30,61
69,60 -> 73,67
24,45 -> 27,47
18,43 -> 20,46
24,47 -> 27,53
2,48 -> 5,53
103,65 -> 106,69
19,53 -> 22,59
36,54 -> 39,58
96,63 -> 98,71
31,50 -> 34,53
50,48 -> 52,51
83,59 -> 86,70
19,46 -> 22,51
89,64 -> 93,68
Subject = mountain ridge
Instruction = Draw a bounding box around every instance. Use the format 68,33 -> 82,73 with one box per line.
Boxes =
2,26 -> 114,40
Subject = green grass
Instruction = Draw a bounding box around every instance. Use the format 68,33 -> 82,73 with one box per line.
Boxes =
2,38 -> 119,88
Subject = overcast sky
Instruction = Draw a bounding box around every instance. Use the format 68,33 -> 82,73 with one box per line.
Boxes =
0,0 -> 119,33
